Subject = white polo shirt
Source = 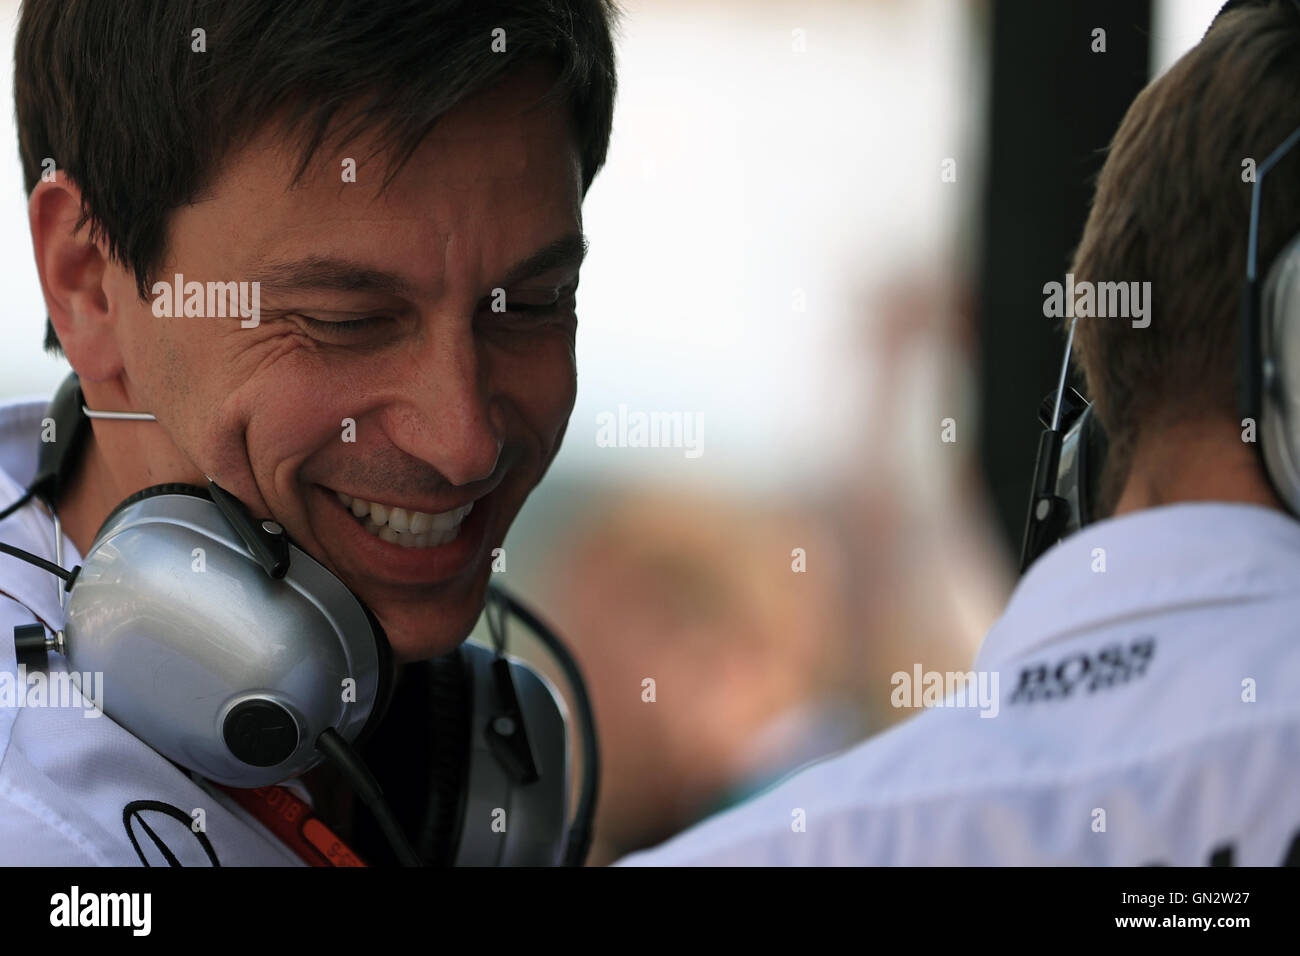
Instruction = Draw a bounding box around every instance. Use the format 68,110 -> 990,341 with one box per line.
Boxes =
616,499 -> 1300,865
0,396 -> 305,865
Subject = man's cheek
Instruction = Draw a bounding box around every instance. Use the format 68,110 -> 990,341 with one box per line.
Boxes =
536,376 -> 577,453
505,351 -> 576,440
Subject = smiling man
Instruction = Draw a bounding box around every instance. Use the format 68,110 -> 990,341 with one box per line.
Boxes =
0,0 -> 617,864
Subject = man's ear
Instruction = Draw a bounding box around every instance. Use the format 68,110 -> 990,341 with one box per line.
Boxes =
28,172 -> 125,382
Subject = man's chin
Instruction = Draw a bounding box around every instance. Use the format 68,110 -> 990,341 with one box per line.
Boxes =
369,579 -> 490,664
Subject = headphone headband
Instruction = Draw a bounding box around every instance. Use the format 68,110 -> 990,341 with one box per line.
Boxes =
29,372 -> 93,509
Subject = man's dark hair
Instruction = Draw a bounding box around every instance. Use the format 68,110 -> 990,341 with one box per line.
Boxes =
15,0 -> 620,356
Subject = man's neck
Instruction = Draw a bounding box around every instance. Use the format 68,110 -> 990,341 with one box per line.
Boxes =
56,425 -> 128,558
56,380 -> 207,557
1111,419 -> 1286,517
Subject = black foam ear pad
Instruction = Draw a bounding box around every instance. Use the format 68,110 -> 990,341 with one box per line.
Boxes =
1076,406 -> 1110,526
352,602 -> 397,749
93,482 -> 211,542
349,648 -> 471,866
419,648 -> 472,864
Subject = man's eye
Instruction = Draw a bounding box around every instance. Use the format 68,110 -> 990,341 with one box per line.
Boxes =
484,288 -> 576,321
488,297 -> 559,315
507,301 -> 560,315
296,315 -> 390,333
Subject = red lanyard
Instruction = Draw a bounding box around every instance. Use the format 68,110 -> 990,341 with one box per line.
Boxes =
216,783 -> 367,867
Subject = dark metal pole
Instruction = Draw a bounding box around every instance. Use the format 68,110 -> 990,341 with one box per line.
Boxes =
976,0 -> 1151,553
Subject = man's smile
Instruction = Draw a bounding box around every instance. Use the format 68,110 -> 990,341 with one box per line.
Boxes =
333,490 -> 475,548
309,482 -> 496,587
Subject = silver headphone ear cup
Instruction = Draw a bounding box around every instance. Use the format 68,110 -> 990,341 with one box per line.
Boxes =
1258,232 -> 1300,515
1054,407 -> 1093,533
65,489 -> 390,787
452,642 -> 570,866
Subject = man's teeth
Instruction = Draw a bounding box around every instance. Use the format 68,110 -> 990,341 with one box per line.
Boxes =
335,491 -> 473,549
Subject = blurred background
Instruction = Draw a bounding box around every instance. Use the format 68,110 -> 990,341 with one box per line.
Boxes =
0,0 -> 1230,864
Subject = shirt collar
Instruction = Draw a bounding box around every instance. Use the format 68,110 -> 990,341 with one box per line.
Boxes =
0,397 -> 83,632
974,501 -> 1300,671
0,398 -> 48,492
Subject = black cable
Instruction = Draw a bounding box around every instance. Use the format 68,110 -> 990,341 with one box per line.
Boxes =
490,586 -> 599,867
0,540 -> 76,583
315,726 -> 423,867
0,488 -> 76,582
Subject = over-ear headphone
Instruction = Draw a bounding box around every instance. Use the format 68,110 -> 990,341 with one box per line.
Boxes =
1017,383 -> 1107,571
0,372 -> 598,866
1019,0 -> 1300,572
66,479 -> 396,785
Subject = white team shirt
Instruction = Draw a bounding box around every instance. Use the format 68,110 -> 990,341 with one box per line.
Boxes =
616,497 -> 1300,865
0,395 -> 306,865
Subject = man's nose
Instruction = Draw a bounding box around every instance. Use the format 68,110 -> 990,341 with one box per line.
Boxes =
385,324 -> 503,488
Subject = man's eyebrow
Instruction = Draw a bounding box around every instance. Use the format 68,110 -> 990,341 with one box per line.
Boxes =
498,232 -> 589,287
244,233 -> 588,298
244,257 -> 414,297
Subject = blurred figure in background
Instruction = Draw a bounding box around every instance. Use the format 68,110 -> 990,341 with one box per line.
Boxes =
547,489 -> 860,866
541,271 -> 1009,865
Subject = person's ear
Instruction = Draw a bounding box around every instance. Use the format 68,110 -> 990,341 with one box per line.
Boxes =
28,172 -> 126,382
